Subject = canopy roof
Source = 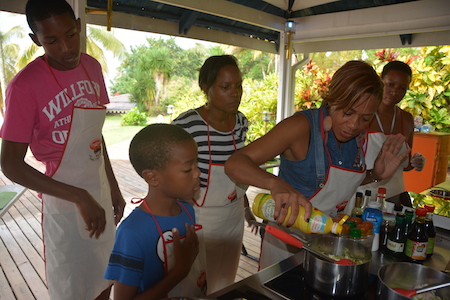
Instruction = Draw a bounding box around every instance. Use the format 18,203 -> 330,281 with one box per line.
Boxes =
3,0 -> 450,54
2,0 -> 449,119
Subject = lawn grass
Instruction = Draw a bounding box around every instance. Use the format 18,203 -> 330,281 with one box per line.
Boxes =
102,115 -> 170,146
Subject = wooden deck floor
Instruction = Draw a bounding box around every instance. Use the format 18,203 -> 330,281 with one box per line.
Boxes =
0,156 -> 261,300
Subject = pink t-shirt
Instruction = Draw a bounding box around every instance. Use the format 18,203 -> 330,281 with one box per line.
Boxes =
0,53 -> 109,175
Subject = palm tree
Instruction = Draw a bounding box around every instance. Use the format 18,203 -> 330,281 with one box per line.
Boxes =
144,46 -> 174,105
86,25 -> 126,74
0,25 -> 25,117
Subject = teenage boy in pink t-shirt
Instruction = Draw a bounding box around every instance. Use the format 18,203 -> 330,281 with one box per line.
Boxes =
0,0 -> 125,299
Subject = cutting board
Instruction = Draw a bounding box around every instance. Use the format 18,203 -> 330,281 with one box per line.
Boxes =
0,191 -> 18,209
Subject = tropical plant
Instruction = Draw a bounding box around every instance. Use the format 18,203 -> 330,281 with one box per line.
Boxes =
0,25 -> 25,116
400,46 -> 450,132
86,25 -> 126,74
121,107 -> 148,126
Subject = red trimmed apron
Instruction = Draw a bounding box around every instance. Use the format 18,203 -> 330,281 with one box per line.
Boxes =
42,106 -> 115,299
259,108 -> 366,269
144,201 -> 207,297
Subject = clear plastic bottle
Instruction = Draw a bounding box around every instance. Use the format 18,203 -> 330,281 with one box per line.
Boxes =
424,204 -> 436,258
351,192 -> 364,218
252,193 -> 347,235
376,187 -> 387,212
404,207 -> 428,263
386,214 -> 406,257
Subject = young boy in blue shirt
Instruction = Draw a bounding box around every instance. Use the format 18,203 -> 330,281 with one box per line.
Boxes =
104,124 -> 207,300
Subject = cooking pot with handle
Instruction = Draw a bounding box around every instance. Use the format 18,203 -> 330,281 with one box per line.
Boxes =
303,235 -> 372,297
377,262 -> 450,300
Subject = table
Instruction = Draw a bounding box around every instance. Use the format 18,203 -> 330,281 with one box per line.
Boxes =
0,185 -> 27,219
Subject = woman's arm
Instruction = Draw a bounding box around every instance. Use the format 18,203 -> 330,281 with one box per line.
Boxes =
225,113 -> 313,225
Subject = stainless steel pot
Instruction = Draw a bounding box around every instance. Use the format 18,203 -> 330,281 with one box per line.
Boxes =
377,262 -> 450,300
303,236 -> 372,297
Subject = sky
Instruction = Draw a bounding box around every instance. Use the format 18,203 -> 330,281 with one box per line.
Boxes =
0,11 -> 217,90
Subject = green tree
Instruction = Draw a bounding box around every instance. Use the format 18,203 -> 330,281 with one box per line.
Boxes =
86,25 -> 126,74
0,25 -> 26,116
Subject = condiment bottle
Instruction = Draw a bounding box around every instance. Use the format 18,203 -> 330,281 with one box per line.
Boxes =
380,213 -> 395,253
424,204 -> 436,258
362,190 -> 372,210
376,187 -> 387,212
252,193 -> 347,235
386,214 -> 406,257
403,208 -> 415,238
404,207 -> 428,263
362,202 -> 383,252
349,227 -> 362,242
351,192 -> 364,218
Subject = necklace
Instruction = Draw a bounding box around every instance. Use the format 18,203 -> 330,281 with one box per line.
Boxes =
375,106 -> 396,134
193,106 -> 236,207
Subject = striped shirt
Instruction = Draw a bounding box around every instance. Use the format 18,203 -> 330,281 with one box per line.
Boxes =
172,109 -> 248,188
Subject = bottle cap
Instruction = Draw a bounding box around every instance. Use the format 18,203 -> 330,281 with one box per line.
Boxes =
378,187 -> 386,194
424,204 -> 435,213
345,220 -> 356,228
394,203 -> 403,212
415,207 -> 427,217
395,214 -> 405,224
356,192 -> 363,198
350,227 -> 362,238
365,190 -> 372,196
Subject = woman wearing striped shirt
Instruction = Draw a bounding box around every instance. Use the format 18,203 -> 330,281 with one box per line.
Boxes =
172,55 -> 256,294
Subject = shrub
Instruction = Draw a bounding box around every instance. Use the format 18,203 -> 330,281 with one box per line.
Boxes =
121,107 -> 148,126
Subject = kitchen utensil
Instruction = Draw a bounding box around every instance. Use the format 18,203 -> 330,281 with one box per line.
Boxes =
377,262 -> 450,300
303,235 -> 372,297
394,281 -> 450,297
265,224 -> 354,265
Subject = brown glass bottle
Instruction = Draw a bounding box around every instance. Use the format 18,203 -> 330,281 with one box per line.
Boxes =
424,204 -> 436,258
404,207 -> 428,263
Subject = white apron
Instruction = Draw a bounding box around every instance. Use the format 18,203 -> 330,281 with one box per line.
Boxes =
344,132 -> 408,215
192,162 -> 247,294
259,109 -> 366,269
42,106 -> 115,300
143,200 -> 208,297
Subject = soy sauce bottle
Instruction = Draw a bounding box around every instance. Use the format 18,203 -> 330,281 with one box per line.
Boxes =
404,207 -> 428,263
386,214 -> 406,258
424,204 -> 436,258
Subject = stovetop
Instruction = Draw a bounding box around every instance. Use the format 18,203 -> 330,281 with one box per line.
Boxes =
217,265 -> 378,300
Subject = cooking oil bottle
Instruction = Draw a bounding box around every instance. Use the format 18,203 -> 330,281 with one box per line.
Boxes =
252,193 -> 347,235
404,207 -> 428,263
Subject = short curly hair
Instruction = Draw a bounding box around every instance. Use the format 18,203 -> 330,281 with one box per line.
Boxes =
129,124 -> 194,177
26,0 -> 76,34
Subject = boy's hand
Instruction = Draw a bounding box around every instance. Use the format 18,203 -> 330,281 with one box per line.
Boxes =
172,224 -> 199,278
75,190 -> 106,238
